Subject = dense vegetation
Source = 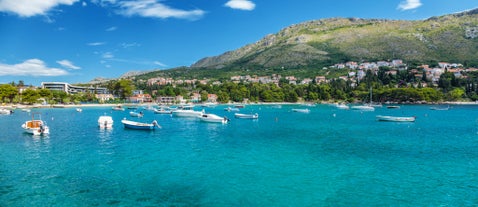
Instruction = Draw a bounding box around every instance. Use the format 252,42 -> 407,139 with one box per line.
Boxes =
134,68 -> 478,104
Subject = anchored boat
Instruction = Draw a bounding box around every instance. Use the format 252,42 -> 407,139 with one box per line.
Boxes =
376,115 -> 416,122
22,113 -> 50,136
121,119 -> 160,130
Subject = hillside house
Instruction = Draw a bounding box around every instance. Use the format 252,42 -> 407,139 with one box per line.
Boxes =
156,96 -> 175,104
190,92 -> 201,103
315,76 -> 327,84
207,94 -> 218,103
95,94 -> 115,102
128,93 -> 152,103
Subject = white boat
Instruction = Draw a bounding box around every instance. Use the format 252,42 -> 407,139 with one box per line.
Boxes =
143,105 -> 156,111
234,104 -> 245,108
387,105 -> 400,109
352,87 -> 378,111
351,105 -> 375,111
76,108 -> 82,112
153,108 -> 172,114
21,113 -> 49,136
121,119 -> 160,130
376,115 -> 416,122
0,108 -> 13,115
98,115 -> 113,129
125,104 -> 139,109
172,106 -> 204,117
129,111 -> 144,117
198,113 -> 228,124
292,108 -> 310,113
335,103 -> 350,110
430,106 -> 450,110
201,103 -> 217,108
112,105 -> 125,111
224,107 -> 240,112
234,113 -> 259,119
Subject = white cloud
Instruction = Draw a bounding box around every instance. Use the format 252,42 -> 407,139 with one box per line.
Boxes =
102,52 -> 114,59
225,0 -> 255,11
397,0 -> 422,11
88,42 -> 106,46
82,1 -> 87,7
120,42 -> 140,48
0,59 -> 68,76
106,26 -> 117,32
154,61 -> 167,67
117,0 -> 205,20
0,0 -> 79,17
56,59 -> 81,70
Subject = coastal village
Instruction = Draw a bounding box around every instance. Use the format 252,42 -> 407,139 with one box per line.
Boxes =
146,60 -> 477,87
4,59 -> 478,106
139,59 -> 478,104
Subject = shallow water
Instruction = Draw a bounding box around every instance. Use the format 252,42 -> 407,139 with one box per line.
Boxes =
1,104 -> 478,206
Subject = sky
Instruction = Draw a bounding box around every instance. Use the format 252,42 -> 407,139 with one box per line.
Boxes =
0,0 -> 477,86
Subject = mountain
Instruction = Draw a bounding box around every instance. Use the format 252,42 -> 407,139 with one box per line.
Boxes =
133,9 -> 478,81
191,8 -> 478,70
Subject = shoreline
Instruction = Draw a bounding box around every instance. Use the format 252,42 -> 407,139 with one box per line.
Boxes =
3,100 -> 478,109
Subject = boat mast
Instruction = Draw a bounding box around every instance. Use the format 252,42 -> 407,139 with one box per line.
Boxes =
369,87 -> 372,104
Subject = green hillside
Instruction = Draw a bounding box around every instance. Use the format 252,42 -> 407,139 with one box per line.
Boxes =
135,8 -> 478,81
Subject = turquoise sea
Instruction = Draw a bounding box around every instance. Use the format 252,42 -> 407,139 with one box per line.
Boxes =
1,104 -> 478,206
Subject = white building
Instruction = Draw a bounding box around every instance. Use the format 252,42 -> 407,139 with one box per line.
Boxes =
41,82 -> 108,94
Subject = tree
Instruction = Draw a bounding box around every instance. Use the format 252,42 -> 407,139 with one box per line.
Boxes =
0,84 -> 18,103
217,91 -> 229,103
446,88 -> 464,101
200,90 -> 208,102
117,79 -> 135,100
51,91 -> 68,104
21,89 -> 40,104
438,72 -> 454,93
38,89 -> 53,101
307,91 -> 318,101
284,90 -> 298,102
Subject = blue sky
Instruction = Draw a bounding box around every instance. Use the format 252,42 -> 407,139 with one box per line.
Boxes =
0,0 -> 477,86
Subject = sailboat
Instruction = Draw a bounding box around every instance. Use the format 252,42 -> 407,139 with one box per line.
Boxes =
351,87 -> 376,111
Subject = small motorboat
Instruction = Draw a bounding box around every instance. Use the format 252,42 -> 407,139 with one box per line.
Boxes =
125,104 -> 139,110
234,113 -> 259,119
350,105 -> 375,111
98,115 -> 113,129
386,105 -> 400,109
430,106 -> 450,111
22,113 -> 49,136
112,105 -> 125,111
121,119 -> 160,130
292,108 -> 310,113
76,108 -> 83,112
224,107 -> 240,112
376,115 -> 416,122
335,103 -> 349,110
172,107 -> 204,117
153,108 -> 172,114
129,111 -> 144,117
0,108 -> 13,115
198,113 -> 228,124
234,104 -> 245,108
